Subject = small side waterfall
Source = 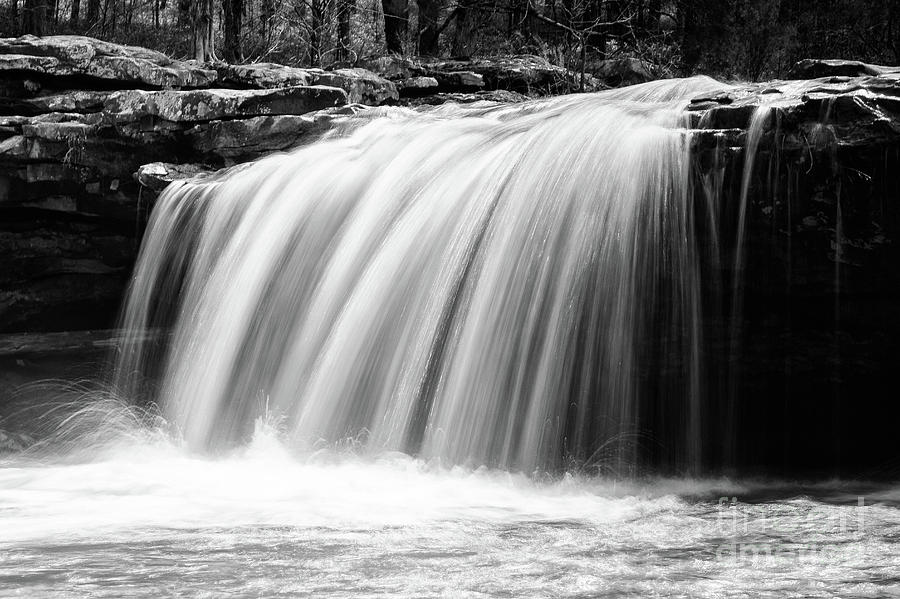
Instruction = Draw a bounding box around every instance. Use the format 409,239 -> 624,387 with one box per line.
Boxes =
115,77 -> 755,473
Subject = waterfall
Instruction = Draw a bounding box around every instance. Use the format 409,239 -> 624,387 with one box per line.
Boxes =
114,76 -> 740,473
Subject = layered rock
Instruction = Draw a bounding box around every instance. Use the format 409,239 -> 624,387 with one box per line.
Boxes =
361,54 -> 604,101
0,34 -> 398,333
3,34 -> 900,341
685,69 -> 900,477
0,35 -> 217,90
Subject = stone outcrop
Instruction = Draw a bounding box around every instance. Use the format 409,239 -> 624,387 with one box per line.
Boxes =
4,37 -> 596,332
216,63 -> 399,105
589,57 -> 656,87
0,35 -> 217,89
688,70 -> 900,264
2,34 -> 900,340
0,34 -> 399,333
787,59 -> 900,80
361,54 -> 604,100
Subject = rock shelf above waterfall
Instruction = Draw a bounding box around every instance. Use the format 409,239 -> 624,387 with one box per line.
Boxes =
1,32 -> 900,335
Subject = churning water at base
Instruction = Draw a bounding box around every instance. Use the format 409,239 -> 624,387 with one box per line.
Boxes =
1,414 -> 899,598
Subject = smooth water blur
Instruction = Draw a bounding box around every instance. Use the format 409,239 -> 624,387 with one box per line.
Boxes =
114,77 -> 732,473
1,419 -> 899,598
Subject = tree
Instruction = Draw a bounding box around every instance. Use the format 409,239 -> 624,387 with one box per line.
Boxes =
450,0 -> 477,58
192,0 -> 215,62
336,0 -> 354,62
223,0 -> 244,62
70,0 -> 81,26
22,0 -> 49,34
417,0 -> 440,55
382,0 -> 408,54
85,0 -> 100,26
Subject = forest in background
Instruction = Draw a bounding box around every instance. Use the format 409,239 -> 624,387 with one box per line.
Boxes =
1,0 -> 899,81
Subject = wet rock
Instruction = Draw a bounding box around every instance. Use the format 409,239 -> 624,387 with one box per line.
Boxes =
186,105 -> 366,163
407,90 -> 529,106
135,162 -> 217,191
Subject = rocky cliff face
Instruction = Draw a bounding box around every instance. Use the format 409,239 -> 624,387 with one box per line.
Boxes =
685,60 -> 900,476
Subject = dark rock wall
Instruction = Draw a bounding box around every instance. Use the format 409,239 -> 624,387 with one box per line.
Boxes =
686,67 -> 900,477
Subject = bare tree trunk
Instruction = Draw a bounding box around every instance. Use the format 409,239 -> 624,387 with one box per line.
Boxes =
192,0 -> 215,62
648,0 -> 661,32
451,0 -> 476,58
223,0 -> 243,62
680,1 -> 700,72
22,0 -> 49,34
416,0 -> 440,56
309,0 -> 323,66
260,0 -> 274,49
336,0 -> 354,62
86,0 -> 100,27
70,0 -> 80,26
381,0 -> 408,54
10,0 -> 19,35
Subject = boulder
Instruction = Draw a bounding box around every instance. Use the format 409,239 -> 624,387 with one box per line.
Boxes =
408,90 -> 529,106
104,85 -> 348,124
311,69 -> 399,105
136,162 -> 218,191
398,76 -> 439,92
590,57 -> 655,86
217,63 -> 398,105
420,56 -> 602,94
363,54 -> 601,98
186,105 -> 366,163
0,35 -> 217,89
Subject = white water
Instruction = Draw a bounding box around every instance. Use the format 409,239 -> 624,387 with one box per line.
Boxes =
4,78 -> 900,596
2,419 -> 899,597
114,77 -> 731,472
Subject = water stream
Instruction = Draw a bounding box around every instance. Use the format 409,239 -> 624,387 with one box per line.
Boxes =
1,78 -> 898,597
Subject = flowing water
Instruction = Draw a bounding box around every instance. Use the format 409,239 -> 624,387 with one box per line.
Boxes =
2,78 -> 899,596
1,419 -> 899,598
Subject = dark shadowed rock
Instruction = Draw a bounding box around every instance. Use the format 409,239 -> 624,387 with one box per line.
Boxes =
787,59 -> 900,80
590,57 -> 655,86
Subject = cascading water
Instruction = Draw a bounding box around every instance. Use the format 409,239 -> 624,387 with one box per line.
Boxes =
4,76 -> 900,598
114,77 -> 729,473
